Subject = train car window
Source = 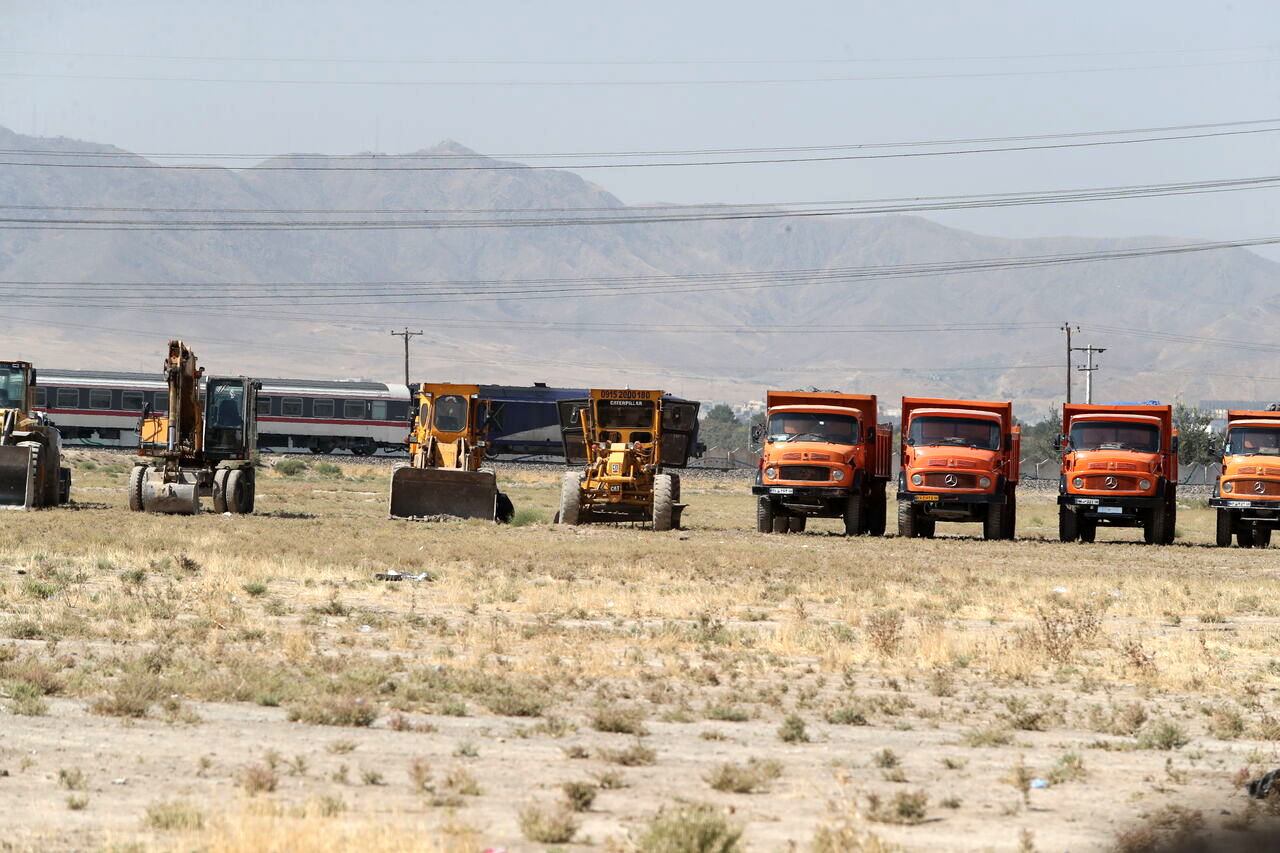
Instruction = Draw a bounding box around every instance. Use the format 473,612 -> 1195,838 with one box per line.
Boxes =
34,387 -> 46,407
282,397 -> 303,417
257,397 -> 271,416
56,388 -> 80,408
344,400 -> 366,419
371,401 -> 388,420
313,399 -> 335,418
89,389 -> 112,409
121,391 -> 144,411
154,391 -> 168,412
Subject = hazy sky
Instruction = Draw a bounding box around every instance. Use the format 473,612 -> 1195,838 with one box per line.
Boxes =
2,1 -> 1277,250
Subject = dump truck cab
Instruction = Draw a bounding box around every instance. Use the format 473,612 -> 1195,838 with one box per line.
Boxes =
388,383 -> 514,522
0,360 -> 71,509
752,390 -> 891,535
1057,404 -> 1176,544
556,389 -> 700,530
1210,410 -> 1280,548
897,397 -> 1019,540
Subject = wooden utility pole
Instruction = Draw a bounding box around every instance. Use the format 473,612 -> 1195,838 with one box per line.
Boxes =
390,328 -> 423,386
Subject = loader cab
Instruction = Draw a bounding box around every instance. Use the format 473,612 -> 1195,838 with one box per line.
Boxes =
203,376 -> 259,460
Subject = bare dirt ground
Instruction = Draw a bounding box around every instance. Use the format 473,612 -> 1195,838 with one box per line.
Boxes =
2,452 -> 1279,852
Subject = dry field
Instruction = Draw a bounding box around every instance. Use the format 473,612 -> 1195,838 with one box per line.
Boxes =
3,452 -> 1280,852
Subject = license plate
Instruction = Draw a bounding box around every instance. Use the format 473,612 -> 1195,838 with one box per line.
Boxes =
1228,500 -> 1250,508
1075,498 -> 1099,505
1097,506 -> 1122,514
769,488 -> 794,495
916,494 -> 939,502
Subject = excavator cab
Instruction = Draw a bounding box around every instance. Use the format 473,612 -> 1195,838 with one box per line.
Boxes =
204,377 -> 258,458
0,361 -> 71,510
388,383 -> 514,522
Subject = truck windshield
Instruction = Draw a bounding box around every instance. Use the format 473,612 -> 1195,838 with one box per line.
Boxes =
1227,426 -> 1280,456
0,364 -> 25,409
1070,421 -> 1159,452
767,412 -> 860,444
908,416 -> 1000,450
598,400 -> 655,429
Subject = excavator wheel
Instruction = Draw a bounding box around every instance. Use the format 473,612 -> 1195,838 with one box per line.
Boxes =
1215,509 -> 1233,547
212,469 -> 230,514
559,472 -> 584,526
843,495 -> 865,536
652,473 -> 675,531
983,502 -> 1005,541
127,464 -> 147,512
756,496 -> 776,533
1059,506 -> 1078,542
58,467 -> 71,504
495,492 -> 515,524
242,469 -> 255,513
787,515 -> 806,533
225,469 -> 248,514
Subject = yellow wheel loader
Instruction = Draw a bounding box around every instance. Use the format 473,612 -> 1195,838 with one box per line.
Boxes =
555,389 -> 701,530
388,383 -> 514,522
0,360 -> 71,510
129,340 -> 260,515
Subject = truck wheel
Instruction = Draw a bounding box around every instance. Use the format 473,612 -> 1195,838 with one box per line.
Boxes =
652,473 -> 675,531
1144,506 -> 1168,545
1059,506 -> 1079,542
756,496 -> 776,533
495,492 -> 515,524
843,495 -> 865,536
1238,528 -> 1256,548
918,515 -> 936,538
1215,509 -> 1233,547
128,464 -> 147,512
1256,526 -> 1272,548
559,472 -> 584,526
983,502 -> 1005,541
772,515 -> 790,534
868,492 -> 887,536
1002,497 -> 1017,541
1079,518 -> 1097,543
1162,503 -> 1176,545
788,515 -> 806,533
897,501 -> 916,538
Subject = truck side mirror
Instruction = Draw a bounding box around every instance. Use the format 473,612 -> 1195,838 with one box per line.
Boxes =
750,423 -> 766,443
1052,435 -> 1066,452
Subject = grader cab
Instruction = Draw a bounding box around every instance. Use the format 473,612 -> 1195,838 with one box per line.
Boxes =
0,360 -> 71,510
388,383 -> 514,522
555,389 -> 700,530
129,340 -> 260,515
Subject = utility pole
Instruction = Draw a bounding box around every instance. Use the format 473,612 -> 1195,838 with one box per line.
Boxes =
389,328 -> 423,386
1061,322 -> 1079,404
1074,345 -> 1106,404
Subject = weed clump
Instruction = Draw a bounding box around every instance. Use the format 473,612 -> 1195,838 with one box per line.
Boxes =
778,713 -> 810,743
144,800 -> 205,831
591,704 -> 649,735
705,758 -> 783,793
287,696 -> 377,727
518,803 -> 579,844
633,803 -> 743,853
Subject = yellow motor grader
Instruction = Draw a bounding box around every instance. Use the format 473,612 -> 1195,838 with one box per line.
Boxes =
388,382 -> 514,521
0,360 -> 71,510
129,340 -> 260,515
555,389 -> 701,530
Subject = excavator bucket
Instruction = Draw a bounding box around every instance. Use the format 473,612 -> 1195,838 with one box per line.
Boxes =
0,445 -> 38,510
389,467 -> 498,520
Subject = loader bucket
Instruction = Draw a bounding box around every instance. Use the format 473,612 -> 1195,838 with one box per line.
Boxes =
0,445 -> 37,510
389,467 -> 498,520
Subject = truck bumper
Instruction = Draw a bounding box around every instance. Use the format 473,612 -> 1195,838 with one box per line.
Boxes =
1058,494 -> 1161,524
753,485 -> 852,498
897,491 -> 1006,504
1209,498 -> 1280,524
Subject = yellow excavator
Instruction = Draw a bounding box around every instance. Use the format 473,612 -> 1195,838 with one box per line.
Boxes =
129,340 -> 260,515
555,389 -> 701,530
388,382 -> 514,521
0,360 -> 71,510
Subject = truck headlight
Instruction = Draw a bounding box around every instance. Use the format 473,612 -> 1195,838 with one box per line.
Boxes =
1072,477 -> 1084,488
979,476 -> 991,488
831,469 -> 845,482
1139,479 -> 1152,490
1223,481 -> 1234,492
765,466 -> 777,480
910,473 -> 923,486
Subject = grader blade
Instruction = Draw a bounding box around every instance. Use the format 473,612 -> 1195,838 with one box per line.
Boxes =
0,445 -> 37,510
389,467 -> 498,520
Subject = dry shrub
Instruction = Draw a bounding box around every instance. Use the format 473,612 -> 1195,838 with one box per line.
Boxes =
591,704 -> 649,735
518,802 -> 579,844
863,610 -> 904,658
705,758 -> 783,793
287,696 -> 377,727
1021,599 -> 1107,664
633,802 -> 743,853
598,740 -> 657,766
865,790 -> 928,825
90,671 -> 165,718
238,762 -> 279,795
144,799 -> 206,831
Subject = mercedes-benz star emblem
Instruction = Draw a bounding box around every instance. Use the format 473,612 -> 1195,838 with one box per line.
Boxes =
1104,476 -> 1118,489
943,473 -> 959,487
1256,481 -> 1267,495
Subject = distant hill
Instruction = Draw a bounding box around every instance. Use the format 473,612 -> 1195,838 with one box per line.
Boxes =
2,126 -> 1277,414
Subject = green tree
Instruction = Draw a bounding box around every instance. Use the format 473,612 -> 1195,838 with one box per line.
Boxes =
1018,408 -> 1063,462
1173,402 -> 1221,467
699,404 -> 748,451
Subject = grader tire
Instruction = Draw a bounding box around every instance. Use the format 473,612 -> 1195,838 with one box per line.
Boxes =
756,496 -> 776,533
843,495 -> 865,537
1059,506 -> 1078,542
1215,509 -> 1233,547
559,472 -> 584,526
652,474 -> 675,531
128,464 -> 147,512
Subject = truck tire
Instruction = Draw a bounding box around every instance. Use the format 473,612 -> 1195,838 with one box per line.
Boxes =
1059,506 -> 1078,542
897,501 -> 916,538
1216,509 -> 1233,547
843,495 -> 865,536
559,472 -> 583,526
495,492 -> 514,524
128,464 -> 147,512
983,502 -> 1005,541
788,515 -> 806,533
1256,526 -> 1272,548
918,515 -> 935,538
756,496 -> 776,533
1079,517 -> 1097,543
868,492 -> 887,536
1144,506 -> 1168,545
1001,496 -> 1017,540
652,473 -> 675,531
1238,528 -> 1256,548
1162,502 -> 1176,545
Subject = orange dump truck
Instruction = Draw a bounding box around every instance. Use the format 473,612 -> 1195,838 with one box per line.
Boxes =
1210,410 -> 1280,548
897,397 -> 1019,540
752,390 -> 892,535
1057,403 -> 1177,544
